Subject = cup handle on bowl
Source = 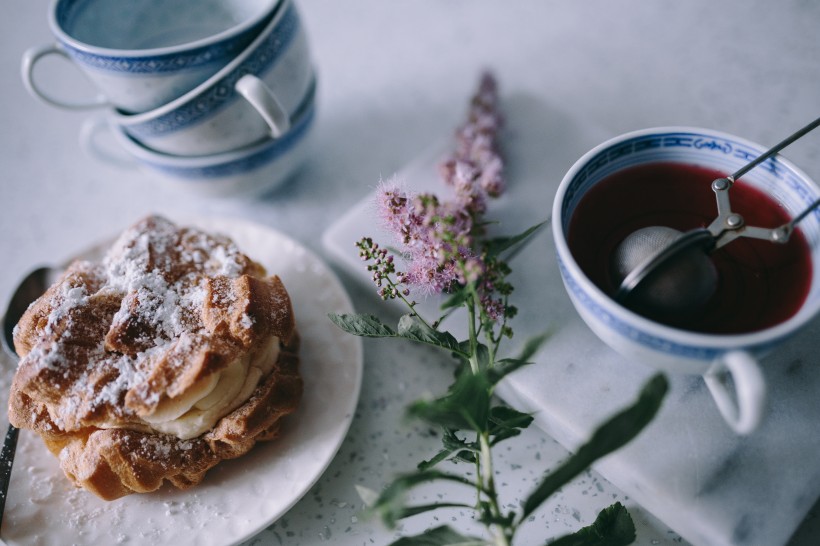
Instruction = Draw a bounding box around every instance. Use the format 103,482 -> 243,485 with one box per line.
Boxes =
703,350 -> 766,435
79,116 -> 139,170
21,43 -> 109,110
235,74 -> 291,138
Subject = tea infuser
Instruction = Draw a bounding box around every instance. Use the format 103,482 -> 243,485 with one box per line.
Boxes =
612,116 -> 820,315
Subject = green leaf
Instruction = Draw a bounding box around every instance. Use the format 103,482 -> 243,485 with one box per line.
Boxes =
515,330 -> 553,362
488,406 -> 534,446
477,501 -> 515,528
440,286 -> 471,310
417,449 -> 453,471
388,525 -> 489,546
417,430 -> 478,470
453,450 -> 477,464
520,374 -> 668,521
329,313 -> 470,358
398,314 -> 466,356
442,429 -> 478,452
328,313 -> 396,337
371,470 -> 476,528
395,502 -> 476,520
407,369 -> 492,431
489,358 -> 529,385
548,502 -> 636,546
488,330 -> 552,384
483,220 -> 547,258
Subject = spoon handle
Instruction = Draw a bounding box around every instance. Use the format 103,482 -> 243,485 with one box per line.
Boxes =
0,424 -> 19,528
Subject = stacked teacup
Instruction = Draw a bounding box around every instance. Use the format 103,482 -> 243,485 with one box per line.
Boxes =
22,0 -> 315,196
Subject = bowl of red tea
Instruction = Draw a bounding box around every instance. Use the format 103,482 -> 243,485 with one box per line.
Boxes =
552,127 -> 820,434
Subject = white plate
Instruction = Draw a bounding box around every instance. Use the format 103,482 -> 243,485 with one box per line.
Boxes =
1,216 -> 363,546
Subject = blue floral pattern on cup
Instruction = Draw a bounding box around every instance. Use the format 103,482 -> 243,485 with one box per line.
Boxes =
140,77 -> 315,179
56,0 -> 271,74
124,2 -> 299,138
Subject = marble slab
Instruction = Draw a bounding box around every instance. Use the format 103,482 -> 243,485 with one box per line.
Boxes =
322,93 -> 820,546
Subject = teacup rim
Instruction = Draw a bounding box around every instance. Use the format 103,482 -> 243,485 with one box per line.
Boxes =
107,0 -> 296,126
48,0 -> 282,58
552,124 -> 820,349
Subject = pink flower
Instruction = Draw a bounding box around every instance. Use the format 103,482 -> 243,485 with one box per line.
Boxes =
366,71 -> 508,311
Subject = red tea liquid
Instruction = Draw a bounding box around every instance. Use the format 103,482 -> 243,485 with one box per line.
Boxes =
567,161 -> 813,334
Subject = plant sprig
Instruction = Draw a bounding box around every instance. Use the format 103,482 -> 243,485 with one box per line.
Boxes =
329,72 -> 667,545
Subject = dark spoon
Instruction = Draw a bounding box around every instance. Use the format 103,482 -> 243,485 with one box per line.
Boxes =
0,266 -> 61,529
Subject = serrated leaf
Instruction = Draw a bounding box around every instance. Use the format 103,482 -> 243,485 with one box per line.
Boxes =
418,429 -> 479,470
548,502 -> 636,546
389,525 -> 489,546
520,374 -> 668,521
442,429 -> 478,452
398,314 -> 466,356
329,313 -> 396,337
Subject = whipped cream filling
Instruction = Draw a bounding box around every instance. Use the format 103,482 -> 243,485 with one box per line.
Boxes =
140,336 -> 280,440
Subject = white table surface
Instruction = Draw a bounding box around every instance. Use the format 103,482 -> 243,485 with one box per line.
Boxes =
1,1 -> 819,545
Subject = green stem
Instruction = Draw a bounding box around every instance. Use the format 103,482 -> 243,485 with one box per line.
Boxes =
386,276 -> 436,331
480,431 -> 513,546
465,288 -> 513,546
466,293 -> 480,375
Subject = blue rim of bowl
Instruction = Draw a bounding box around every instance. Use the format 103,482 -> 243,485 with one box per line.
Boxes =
53,0 -> 282,68
133,76 -> 316,179
553,127 -> 820,360
121,1 -> 300,136
561,131 -> 820,234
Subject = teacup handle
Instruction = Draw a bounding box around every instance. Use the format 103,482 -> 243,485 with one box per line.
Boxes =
21,43 -> 109,110
235,74 -> 291,138
703,350 -> 766,435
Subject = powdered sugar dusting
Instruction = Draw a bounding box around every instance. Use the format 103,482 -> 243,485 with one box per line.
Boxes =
22,281 -> 91,372
14,215 -> 270,434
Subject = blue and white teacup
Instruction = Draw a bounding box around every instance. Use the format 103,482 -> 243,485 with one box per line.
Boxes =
22,0 -> 282,113
106,0 -> 312,157
552,127 -> 820,434
84,75 -> 317,197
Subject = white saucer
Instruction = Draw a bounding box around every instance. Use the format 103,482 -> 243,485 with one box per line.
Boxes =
1,215 -> 363,546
